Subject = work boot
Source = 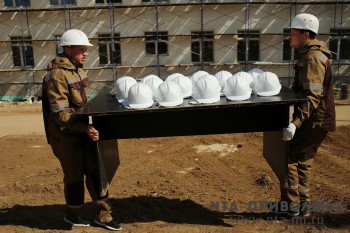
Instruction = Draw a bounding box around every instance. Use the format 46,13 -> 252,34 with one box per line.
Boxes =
299,202 -> 311,217
94,201 -> 122,231
269,201 -> 300,217
64,206 -> 90,227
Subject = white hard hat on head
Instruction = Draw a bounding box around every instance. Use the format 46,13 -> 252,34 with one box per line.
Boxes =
290,13 -> 319,35
141,75 -> 163,100
233,71 -> 253,90
223,75 -> 252,101
192,75 -> 221,104
59,29 -> 93,47
255,72 -> 282,97
214,70 -> 232,92
127,83 -> 154,109
190,70 -> 209,84
114,76 -> 137,103
156,81 -> 183,107
166,75 -> 192,98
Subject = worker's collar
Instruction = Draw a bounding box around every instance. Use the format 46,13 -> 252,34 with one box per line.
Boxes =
62,53 -> 83,69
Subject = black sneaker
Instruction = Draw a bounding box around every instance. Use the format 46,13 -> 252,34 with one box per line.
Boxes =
64,216 -> 90,227
299,203 -> 311,217
287,208 -> 300,217
94,219 -> 122,231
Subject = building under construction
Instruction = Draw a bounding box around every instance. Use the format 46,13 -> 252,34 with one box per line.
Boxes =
0,0 -> 349,100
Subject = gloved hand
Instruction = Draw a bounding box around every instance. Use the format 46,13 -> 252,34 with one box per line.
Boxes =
282,123 -> 296,141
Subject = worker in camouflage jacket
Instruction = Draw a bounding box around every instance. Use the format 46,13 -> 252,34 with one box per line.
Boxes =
42,29 -> 121,231
278,13 -> 336,217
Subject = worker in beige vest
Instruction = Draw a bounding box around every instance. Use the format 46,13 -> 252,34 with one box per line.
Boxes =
276,13 -> 336,217
42,29 -> 121,231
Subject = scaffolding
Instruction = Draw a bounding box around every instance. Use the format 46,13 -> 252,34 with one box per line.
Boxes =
0,0 -> 349,100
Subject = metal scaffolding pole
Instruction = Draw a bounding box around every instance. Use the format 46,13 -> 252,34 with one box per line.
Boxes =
19,4 -> 37,98
200,0 -> 204,71
155,0 -> 160,77
336,0 -> 344,87
109,2 -> 117,81
245,0 -> 250,71
64,3 -> 71,30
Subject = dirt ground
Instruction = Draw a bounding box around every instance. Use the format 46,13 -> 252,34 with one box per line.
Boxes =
0,101 -> 349,233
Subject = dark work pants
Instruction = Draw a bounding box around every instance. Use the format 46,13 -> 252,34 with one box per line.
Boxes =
281,124 -> 328,207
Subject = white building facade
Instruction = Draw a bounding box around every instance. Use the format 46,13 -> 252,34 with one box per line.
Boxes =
0,0 -> 349,99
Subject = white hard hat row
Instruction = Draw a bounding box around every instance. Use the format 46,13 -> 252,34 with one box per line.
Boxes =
114,69 -> 281,109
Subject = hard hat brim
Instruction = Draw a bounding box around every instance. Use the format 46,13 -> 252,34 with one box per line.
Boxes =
289,26 -> 318,35
257,86 -> 282,97
58,42 -> 93,47
158,98 -> 183,107
226,93 -> 251,101
128,100 -> 154,109
195,95 -> 220,104
183,93 -> 192,98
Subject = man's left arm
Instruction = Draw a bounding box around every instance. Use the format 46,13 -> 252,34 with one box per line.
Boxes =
283,53 -> 326,141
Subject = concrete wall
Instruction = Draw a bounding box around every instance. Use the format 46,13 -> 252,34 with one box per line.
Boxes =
0,0 -> 349,99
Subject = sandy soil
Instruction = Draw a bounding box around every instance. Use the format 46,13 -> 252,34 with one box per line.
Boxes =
0,101 -> 349,233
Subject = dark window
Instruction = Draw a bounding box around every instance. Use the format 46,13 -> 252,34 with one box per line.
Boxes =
330,29 -> 350,60
145,31 -> 168,55
5,0 -> 30,6
95,0 -> 122,3
50,0 -> 76,5
237,30 -> 259,62
17,0 -> 30,6
98,34 -> 121,65
191,31 -> 214,63
4,0 -> 13,6
11,36 -> 34,67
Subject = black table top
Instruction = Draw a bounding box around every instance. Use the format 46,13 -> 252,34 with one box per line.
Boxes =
75,86 -> 307,117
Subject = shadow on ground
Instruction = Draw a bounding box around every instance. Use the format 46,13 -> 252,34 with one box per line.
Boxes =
1,195 -> 349,230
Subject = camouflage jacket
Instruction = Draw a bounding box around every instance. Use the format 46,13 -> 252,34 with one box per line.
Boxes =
291,39 -> 336,132
42,55 -> 90,144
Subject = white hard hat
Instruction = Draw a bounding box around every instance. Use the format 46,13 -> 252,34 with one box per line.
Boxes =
214,70 -> 233,92
141,74 -> 160,84
155,81 -> 183,107
114,76 -> 137,103
166,75 -> 192,98
248,68 -> 264,90
248,68 -> 264,79
190,70 -> 209,84
165,73 -> 184,82
127,83 -> 154,109
192,75 -> 221,104
141,75 -> 163,100
233,71 -> 253,90
290,13 -> 319,35
255,72 -> 282,97
223,75 -> 252,101
59,29 -> 93,47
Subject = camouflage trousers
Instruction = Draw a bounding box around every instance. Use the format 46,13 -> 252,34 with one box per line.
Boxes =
280,123 -> 328,206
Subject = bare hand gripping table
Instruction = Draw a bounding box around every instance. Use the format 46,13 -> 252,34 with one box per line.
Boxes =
75,86 -> 307,195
